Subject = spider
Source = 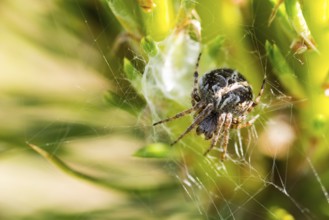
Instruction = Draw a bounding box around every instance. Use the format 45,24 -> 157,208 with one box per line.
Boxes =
153,54 -> 266,160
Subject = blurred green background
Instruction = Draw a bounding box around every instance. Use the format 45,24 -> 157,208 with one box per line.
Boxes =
1,0 -> 329,219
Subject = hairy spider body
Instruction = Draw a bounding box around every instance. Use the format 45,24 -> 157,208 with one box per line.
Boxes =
196,69 -> 253,139
199,69 -> 253,114
153,54 -> 265,160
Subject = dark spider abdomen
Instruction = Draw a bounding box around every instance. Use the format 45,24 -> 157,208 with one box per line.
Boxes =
199,68 -> 253,114
196,112 -> 219,140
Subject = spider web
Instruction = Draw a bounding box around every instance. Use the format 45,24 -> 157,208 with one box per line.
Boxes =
146,38 -> 312,219
2,0 -> 329,219
140,2 -> 329,220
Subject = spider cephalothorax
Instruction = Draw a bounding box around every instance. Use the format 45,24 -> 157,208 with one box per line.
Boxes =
195,69 -> 253,139
153,54 -> 265,160
199,68 -> 253,113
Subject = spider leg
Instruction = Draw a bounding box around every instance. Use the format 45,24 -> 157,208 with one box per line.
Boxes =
232,115 -> 245,125
191,53 -> 202,106
220,113 -> 233,161
229,75 -> 265,131
153,102 -> 205,126
203,113 -> 226,156
171,103 -> 214,146
246,75 -> 266,113
233,114 -> 259,129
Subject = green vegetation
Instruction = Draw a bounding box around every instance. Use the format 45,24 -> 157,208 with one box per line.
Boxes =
1,0 -> 329,219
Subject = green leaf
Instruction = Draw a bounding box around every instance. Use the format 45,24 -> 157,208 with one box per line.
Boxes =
141,36 -> 158,57
27,142 -> 125,191
105,59 -> 145,113
268,0 -> 286,26
134,142 -> 170,158
141,0 -> 175,41
123,58 -> 142,81
284,0 -> 317,52
265,41 -> 306,99
104,90 -> 127,108
103,91 -> 143,115
123,57 -> 142,92
27,142 -> 175,193
106,0 -> 144,37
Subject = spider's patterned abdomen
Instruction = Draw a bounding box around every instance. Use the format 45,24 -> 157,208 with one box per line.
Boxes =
196,112 -> 219,139
199,68 -> 253,115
